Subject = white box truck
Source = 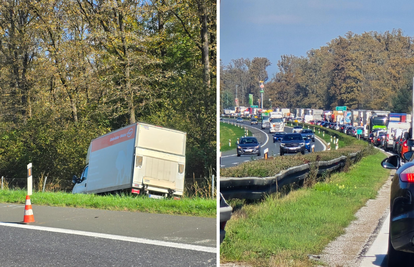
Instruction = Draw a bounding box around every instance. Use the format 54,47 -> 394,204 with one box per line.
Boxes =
72,123 -> 187,198
269,112 -> 285,133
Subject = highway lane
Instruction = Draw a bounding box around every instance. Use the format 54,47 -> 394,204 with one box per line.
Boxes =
221,120 -> 326,168
0,224 -> 215,267
0,203 -> 216,266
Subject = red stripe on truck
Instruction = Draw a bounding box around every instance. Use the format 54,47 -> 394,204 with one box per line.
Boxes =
91,125 -> 136,152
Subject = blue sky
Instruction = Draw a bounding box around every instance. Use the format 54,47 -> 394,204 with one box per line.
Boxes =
220,0 -> 414,78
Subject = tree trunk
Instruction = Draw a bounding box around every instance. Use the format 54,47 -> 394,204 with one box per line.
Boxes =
198,0 -> 210,89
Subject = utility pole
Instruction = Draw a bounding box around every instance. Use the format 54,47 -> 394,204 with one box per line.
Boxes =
236,85 -> 238,107
259,81 -> 264,109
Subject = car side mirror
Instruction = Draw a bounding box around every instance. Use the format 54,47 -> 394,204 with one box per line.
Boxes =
381,155 -> 400,169
403,151 -> 414,162
72,175 -> 79,184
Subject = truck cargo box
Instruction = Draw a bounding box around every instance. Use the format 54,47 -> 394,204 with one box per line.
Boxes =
72,123 -> 186,197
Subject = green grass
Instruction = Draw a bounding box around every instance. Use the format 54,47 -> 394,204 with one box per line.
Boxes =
220,150 -> 390,266
0,190 -> 216,217
220,122 -> 250,152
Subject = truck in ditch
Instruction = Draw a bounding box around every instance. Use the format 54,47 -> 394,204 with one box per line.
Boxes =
72,123 -> 187,198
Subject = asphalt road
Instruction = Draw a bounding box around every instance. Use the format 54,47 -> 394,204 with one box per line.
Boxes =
220,120 -> 325,168
0,203 -> 216,266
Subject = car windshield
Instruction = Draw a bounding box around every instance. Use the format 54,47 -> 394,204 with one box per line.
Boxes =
282,134 -> 302,141
240,138 -> 258,144
302,130 -> 312,133
270,118 -> 283,122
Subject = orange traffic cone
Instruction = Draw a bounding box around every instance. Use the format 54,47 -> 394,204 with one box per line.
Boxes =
23,195 -> 35,223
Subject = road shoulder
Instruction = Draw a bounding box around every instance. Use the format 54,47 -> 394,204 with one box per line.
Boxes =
317,162 -> 392,267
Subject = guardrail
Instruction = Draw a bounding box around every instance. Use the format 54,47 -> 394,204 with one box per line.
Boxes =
220,152 -> 359,200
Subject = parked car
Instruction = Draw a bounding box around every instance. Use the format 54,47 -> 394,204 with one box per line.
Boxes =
301,129 -> 315,142
220,193 -> 232,244
237,136 -> 261,157
273,132 -> 287,143
236,117 -> 243,123
279,133 -> 306,156
292,125 -> 303,133
250,118 -> 258,125
381,151 -> 414,266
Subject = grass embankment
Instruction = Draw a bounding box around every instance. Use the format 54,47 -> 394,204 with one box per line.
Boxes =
221,123 -> 367,178
0,190 -> 216,217
220,122 -> 251,152
220,149 -> 390,266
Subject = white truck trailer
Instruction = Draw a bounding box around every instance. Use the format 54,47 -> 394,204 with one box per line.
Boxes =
72,123 -> 187,198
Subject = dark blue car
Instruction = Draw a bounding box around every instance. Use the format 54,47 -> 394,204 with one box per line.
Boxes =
301,129 -> 315,142
279,133 -> 306,156
237,137 -> 261,157
273,132 -> 287,143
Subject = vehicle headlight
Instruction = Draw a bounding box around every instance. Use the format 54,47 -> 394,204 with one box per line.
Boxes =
300,142 -> 305,146
237,146 -> 241,149
280,143 -> 285,147
255,145 -> 259,149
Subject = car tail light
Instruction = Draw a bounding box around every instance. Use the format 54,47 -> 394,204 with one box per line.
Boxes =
131,189 -> 140,194
400,166 -> 414,182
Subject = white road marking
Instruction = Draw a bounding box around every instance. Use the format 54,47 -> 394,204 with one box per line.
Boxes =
0,222 -> 217,254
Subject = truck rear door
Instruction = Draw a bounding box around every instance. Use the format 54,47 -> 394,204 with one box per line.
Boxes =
133,124 -> 186,196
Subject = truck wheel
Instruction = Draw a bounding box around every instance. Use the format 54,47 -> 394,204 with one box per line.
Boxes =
301,150 -> 305,155
280,151 -> 284,156
237,153 -> 241,157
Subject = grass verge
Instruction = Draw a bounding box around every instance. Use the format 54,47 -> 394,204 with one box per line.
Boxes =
220,122 -> 250,152
220,149 -> 390,266
0,190 -> 216,217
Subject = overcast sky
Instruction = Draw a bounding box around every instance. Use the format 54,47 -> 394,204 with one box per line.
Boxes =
220,0 -> 414,78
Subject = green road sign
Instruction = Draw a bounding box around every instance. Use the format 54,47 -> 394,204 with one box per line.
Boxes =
251,105 -> 258,108
336,106 -> 347,111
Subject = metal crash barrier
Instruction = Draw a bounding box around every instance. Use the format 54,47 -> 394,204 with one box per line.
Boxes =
221,152 -> 359,200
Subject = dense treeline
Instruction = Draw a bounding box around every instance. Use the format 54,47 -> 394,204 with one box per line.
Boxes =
0,0 -> 216,192
221,30 -> 414,113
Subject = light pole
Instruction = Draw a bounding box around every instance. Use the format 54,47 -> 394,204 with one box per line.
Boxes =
259,81 -> 264,109
235,85 -> 238,107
